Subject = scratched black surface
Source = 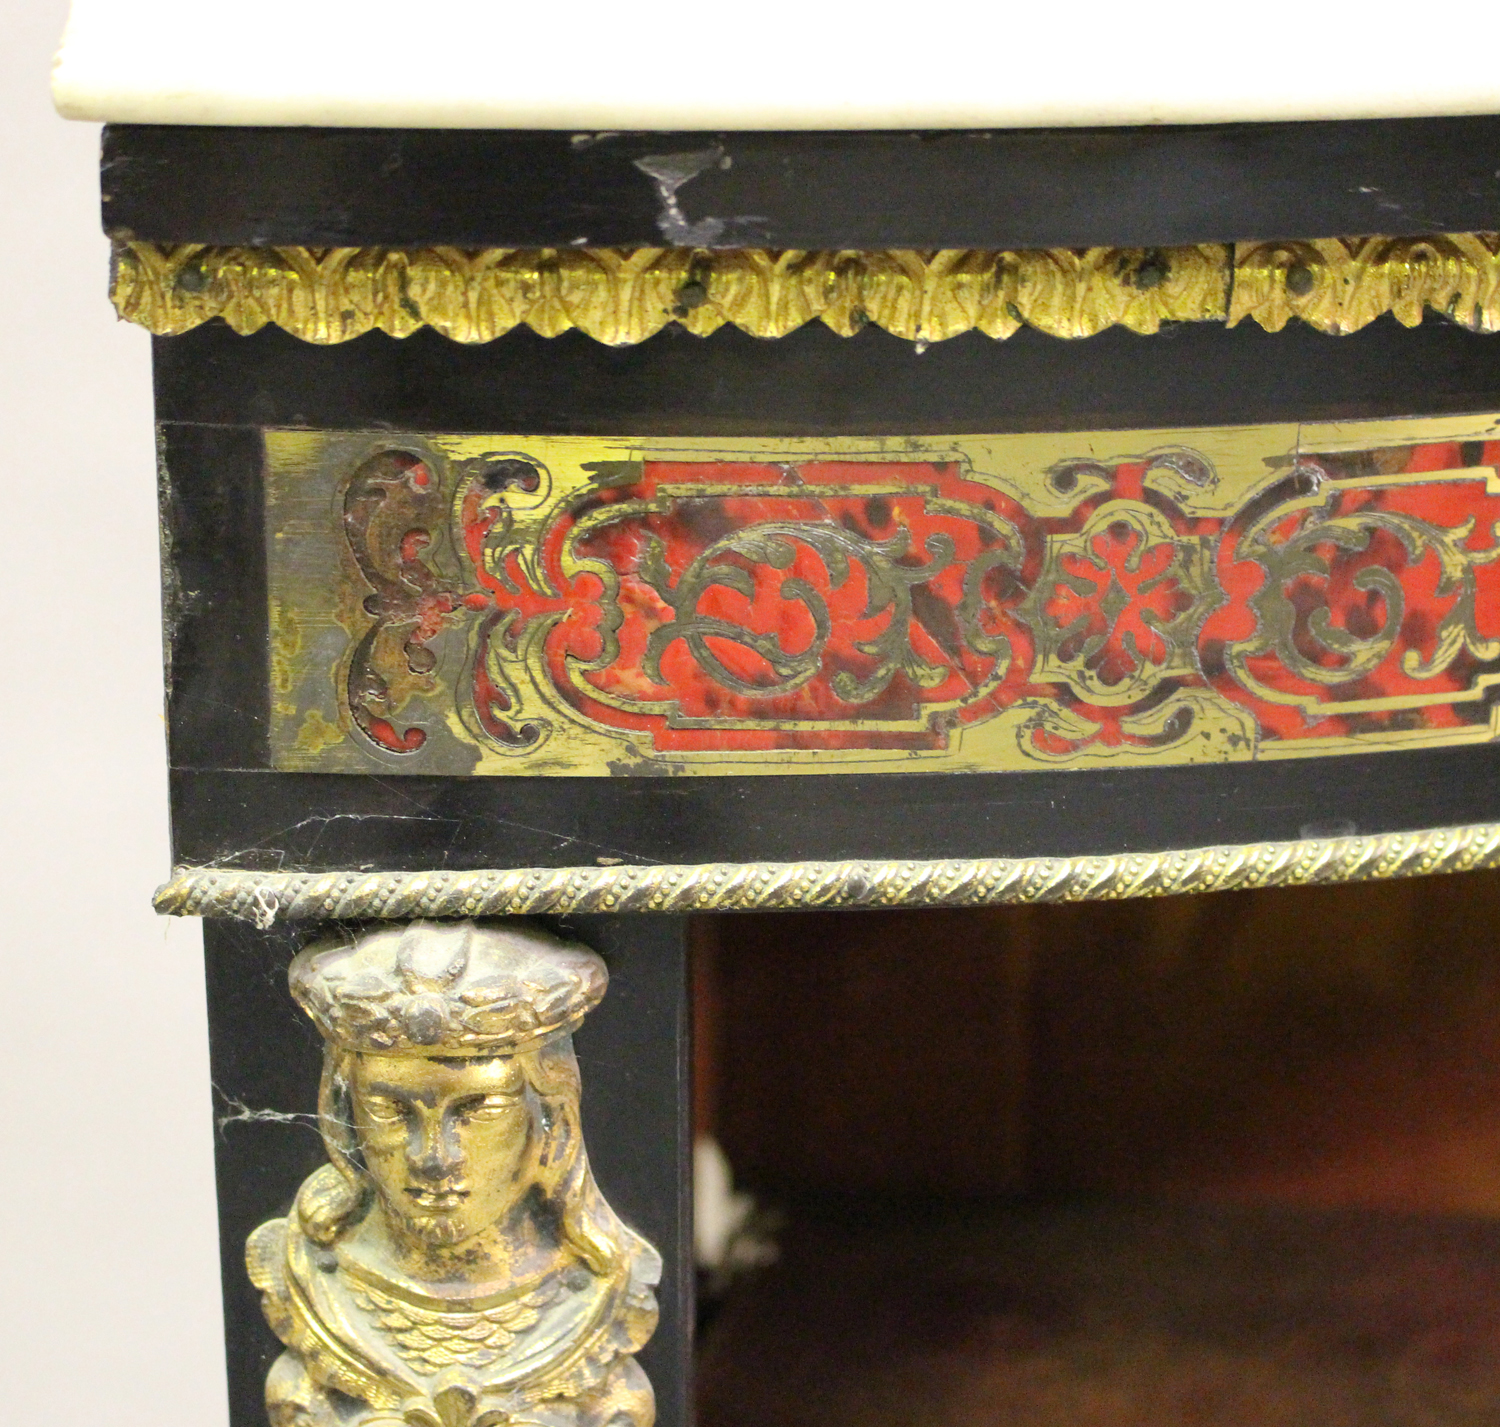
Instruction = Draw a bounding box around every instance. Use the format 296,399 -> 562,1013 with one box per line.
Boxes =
154,312 -> 1500,438
204,915 -> 691,1427
167,745 -> 1500,871
104,118 -> 1500,249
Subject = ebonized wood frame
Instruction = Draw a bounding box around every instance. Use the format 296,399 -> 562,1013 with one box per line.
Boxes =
105,117 -> 1500,250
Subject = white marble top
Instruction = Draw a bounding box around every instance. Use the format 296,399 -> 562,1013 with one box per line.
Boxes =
53,0 -> 1500,130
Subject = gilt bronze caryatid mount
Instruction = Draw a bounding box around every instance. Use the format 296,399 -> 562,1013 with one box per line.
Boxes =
247,921 -> 660,1427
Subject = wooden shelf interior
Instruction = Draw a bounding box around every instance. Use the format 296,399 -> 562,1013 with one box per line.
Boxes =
697,1198 -> 1500,1427
692,870 -> 1500,1423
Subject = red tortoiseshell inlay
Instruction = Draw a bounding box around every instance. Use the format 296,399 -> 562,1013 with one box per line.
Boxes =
431,444 -> 1500,761
266,424 -> 1500,772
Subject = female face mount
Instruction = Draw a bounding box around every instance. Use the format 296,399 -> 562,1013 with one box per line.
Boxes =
349,1048 -> 534,1251
251,920 -> 661,1427
289,919 -> 624,1279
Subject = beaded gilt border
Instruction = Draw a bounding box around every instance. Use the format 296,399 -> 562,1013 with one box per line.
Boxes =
154,823 -> 1500,924
113,234 -> 1500,347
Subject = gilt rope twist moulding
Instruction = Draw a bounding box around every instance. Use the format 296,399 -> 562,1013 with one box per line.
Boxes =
154,822 -> 1500,923
113,233 -> 1500,345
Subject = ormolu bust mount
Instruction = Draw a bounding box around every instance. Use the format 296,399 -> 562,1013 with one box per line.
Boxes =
247,921 -> 660,1427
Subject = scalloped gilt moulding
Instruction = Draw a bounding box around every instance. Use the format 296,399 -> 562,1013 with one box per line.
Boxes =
52,10 -> 1500,1427
108,236 -> 1500,346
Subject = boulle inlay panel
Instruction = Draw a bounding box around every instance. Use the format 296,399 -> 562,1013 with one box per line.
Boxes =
266,416 -> 1500,777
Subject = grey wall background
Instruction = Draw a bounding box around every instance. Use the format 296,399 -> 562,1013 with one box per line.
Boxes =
0,3 -> 227,1421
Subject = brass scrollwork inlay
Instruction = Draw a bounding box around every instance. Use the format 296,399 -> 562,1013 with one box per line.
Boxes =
264,421 -> 1500,776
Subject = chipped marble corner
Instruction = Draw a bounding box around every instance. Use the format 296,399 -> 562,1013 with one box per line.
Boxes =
247,920 -> 661,1427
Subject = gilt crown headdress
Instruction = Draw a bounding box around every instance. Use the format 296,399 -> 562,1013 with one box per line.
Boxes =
289,920 -> 607,1056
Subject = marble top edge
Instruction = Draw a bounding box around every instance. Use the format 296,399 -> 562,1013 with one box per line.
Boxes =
51,0 -> 1500,131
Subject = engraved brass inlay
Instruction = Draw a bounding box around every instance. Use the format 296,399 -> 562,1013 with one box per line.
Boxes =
247,921 -> 659,1427
154,821 -> 1500,921
112,234 -> 1500,347
264,416 -> 1500,777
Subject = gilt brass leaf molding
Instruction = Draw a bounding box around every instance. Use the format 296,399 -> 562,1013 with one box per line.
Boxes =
1229,234 -> 1500,335
154,822 -> 1500,923
111,234 -> 1500,347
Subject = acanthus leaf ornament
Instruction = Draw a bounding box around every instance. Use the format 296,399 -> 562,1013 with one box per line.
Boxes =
113,235 -> 1500,347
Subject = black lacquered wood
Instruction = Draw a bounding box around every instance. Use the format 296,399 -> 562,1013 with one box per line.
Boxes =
106,117 -> 1500,251
159,421 -> 269,772
154,316 -> 1500,438
168,745 -> 1500,872
203,915 -> 692,1427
